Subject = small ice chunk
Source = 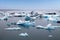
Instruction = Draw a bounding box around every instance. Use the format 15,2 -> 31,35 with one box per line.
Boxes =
48,35 -> 53,37
5,27 -> 21,30
19,33 -> 28,37
17,20 -> 24,24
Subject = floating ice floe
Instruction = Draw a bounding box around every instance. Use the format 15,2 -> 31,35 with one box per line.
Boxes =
5,27 -> 21,30
14,12 -> 26,17
0,13 -> 13,21
40,13 -> 60,23
17,20 -> 25,24
42,13 -> 60,19
17,20 -> 35,27
25,16 -> 31,21
48,35 -> 53,37
36,24 -> 54,29
19,33 -> 28,37
36,23 -> 60,32
25,15 -> 36,21
0,16 -> 8,21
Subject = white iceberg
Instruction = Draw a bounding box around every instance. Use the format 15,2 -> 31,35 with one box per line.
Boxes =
17,20 -> 25,24
19,33 -> 28,37
5,27 -> 21,30
48,35 -> 53,37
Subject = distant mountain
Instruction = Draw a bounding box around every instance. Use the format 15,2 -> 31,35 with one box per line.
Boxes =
0,9 -> 21,11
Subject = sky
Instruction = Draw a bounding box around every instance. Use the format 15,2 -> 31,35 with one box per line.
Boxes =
0,0 -> 60,9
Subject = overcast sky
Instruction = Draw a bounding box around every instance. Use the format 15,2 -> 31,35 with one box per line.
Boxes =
0,0 -> 60,9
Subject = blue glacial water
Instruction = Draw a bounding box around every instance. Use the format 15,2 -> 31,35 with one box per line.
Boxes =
0,16 -> 60,40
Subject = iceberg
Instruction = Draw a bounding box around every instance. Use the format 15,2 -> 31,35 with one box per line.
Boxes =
5,27 -> 21,30
19,33 -> 28,37
17,20 -> 35,27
